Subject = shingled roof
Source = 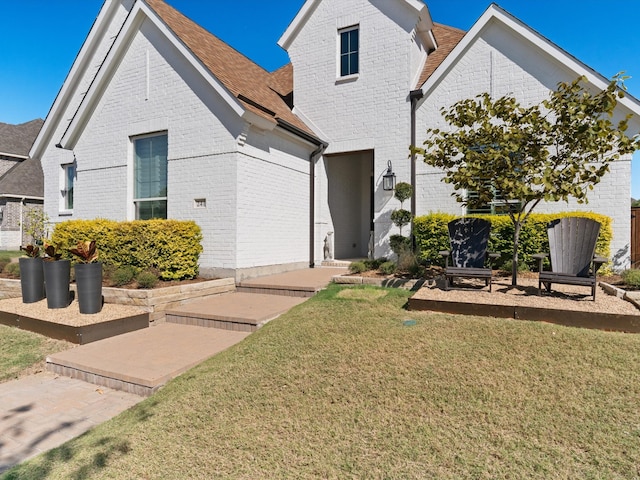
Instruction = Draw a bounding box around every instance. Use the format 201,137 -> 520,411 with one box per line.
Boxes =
0,156 -> 44,198
143,1 -> 464,135
416,23 -> 466,89
144,0 -> 313,136
0,119 -> 44,157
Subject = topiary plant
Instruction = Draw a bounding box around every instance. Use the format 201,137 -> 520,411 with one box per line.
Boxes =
394,182 -> 413,205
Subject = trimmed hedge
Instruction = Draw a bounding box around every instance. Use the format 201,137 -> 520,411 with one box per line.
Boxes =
414,211 -> 612,272
51,219 -> 203,280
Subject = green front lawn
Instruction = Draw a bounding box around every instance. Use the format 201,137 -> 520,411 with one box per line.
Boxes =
4,284 -> 640,479
0,325 -> 71,383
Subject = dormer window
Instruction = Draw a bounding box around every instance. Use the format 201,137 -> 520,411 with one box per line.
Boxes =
339,26 -> 359,77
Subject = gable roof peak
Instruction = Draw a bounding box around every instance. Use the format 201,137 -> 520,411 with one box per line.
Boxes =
279,0 -> 435,51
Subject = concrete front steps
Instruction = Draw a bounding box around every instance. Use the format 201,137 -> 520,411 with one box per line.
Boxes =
47,267 -> 347,396
165,267 -> 348,331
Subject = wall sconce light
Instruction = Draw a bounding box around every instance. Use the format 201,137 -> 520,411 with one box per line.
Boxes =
383,160 -> 396,191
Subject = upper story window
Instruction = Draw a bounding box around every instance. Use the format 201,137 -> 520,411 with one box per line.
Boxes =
134,133 -> 168,220
339,26 -> 359,77
62,163 -> 75,211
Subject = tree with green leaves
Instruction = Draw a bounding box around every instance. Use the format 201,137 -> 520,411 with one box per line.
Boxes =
412,75 -> 639,285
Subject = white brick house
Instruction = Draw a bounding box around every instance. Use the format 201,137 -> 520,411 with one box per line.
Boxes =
30,0 -> 640,279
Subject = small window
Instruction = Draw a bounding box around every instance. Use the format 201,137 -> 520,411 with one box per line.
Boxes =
62,163 -> 75,211
339,26 -> 359,77
466,180 -> 522,215
134,134 -> 168,220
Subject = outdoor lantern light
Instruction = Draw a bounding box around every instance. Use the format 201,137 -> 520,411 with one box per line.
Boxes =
383,160 -> 396,191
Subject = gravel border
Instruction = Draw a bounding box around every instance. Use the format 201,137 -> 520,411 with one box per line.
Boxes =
0,297 -> 147,327
411,276 -> 639,316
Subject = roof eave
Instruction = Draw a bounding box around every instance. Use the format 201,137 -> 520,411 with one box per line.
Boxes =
29,0 -> 122,160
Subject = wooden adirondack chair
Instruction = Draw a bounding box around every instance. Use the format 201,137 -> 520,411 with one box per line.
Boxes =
533,217 -> 608,300
439,218 -> 499,291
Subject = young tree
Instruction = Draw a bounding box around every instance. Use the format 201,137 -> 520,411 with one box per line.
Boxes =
412,75 -> 639,285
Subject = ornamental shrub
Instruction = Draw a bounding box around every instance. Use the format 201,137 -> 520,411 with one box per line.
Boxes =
349,261 -> 367,274
136,270 -> 158,289
379,261 -> 397,275
51,219 -> 203,280
110,266 -> 136,287
364,257 -> 387,270
413,211 -> 611,272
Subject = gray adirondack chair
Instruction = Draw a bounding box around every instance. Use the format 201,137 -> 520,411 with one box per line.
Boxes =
533,217 -> 607,300
439,218 -> 499,291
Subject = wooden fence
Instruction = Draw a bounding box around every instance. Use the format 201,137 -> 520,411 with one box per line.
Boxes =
632,207 -> 640,267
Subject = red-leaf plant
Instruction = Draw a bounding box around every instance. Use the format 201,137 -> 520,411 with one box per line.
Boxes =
69,240 -> 99,264
20,245 -> 40,258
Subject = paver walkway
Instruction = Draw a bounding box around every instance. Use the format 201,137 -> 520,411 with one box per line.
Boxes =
0,372 -> 141,474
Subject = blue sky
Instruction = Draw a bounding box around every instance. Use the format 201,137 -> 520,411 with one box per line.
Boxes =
1,0 -> 639,196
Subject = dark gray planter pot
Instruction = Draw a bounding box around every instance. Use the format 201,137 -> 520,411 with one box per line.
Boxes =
43,260 -> 71,309
75,262 -> 103,314
19,257 -> 45,303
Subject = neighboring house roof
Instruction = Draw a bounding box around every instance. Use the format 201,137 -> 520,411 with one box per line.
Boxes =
0,156 -> 44,198
0,119 -> 44,158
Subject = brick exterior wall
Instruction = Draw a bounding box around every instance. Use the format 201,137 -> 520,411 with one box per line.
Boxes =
42,14 -> 315,278
415,24 -> 634,270
41,1 -> 135,224
286,0 -> 428,261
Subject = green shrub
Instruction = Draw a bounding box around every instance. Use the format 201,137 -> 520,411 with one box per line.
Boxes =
136,270 -> 158,289
390,234 -> 411,256
622,269 -> 640,288
51,219 -> 203,280
0,260 -> 9,272
390,209 -> 412,232
394,182 -> 413,204
500,259 -> 530,274
364,257 -> 387,270
349,261 -> 367,274
414,211 -> 612,272
379,261 -> 396,275
110,266 -> 137,287
4,262 -> 20,278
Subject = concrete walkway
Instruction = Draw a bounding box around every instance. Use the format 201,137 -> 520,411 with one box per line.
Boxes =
0,266 -> 346,472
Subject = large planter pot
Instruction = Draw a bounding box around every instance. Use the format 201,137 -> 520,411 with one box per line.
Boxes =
43,260 -> 71,309
75,262 -> 103,314
19,257 -> 45,303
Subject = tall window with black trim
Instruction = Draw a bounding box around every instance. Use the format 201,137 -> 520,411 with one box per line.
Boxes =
134,133 -> 168,220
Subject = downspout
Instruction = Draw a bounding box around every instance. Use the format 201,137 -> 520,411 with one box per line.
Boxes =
409,89 -> 424,249
275,118 -> 328,269
309,142 -> 328,268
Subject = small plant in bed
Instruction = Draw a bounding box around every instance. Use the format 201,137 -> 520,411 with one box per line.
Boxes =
4,261 -> 20,278
621,269 -> 640,289
109,266 -> 137,287
136,270 -> 158,289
